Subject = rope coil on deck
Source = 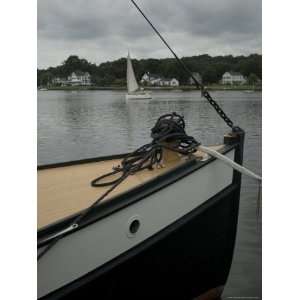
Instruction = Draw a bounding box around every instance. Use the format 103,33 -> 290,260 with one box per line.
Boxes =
91,112 -> 200,187
38,112 -> 262,261
38,113 -> 201,260
38,1 -> 261,262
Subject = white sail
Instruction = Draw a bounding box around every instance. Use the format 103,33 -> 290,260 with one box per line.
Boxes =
127,53 -> 139,93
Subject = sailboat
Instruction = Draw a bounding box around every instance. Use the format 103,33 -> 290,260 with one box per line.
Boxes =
37,1 -> 261,300
126,52 -> 152,100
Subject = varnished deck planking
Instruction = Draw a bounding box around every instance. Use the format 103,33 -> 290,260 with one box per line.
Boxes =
38,145 -> 224,229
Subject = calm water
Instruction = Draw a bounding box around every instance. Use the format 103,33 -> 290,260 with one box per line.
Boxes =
38,90 -> 262,299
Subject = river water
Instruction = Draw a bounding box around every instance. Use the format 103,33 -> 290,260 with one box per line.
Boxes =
38,90 -> 262,299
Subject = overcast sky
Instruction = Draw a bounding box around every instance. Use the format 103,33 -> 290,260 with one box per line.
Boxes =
38,0 -> 261,69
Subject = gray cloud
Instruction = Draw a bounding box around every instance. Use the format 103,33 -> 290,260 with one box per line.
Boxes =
38,0 -> 261,68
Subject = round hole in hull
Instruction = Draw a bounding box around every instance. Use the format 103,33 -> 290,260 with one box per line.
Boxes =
129,219 -> 140,234
127,215 -> 141,238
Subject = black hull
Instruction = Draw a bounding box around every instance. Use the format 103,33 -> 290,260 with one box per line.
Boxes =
42,183 -> 241,300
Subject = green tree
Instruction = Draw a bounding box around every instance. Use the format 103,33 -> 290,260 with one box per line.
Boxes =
247,73 -> 259,85
39,71 -> 53,86
37,53 -> 262,87
202,66 -> 218,84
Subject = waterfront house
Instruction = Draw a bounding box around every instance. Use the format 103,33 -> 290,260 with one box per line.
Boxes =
141,72 -> 162,85
188,72 -> 202,85
221,72 -> 246,85
141,72 -> 151,83
52,71 -> 92,86
159,78 -> 179,87
67,71 -> 91,86
141,72 -> 179,86
169,78 -> 179,86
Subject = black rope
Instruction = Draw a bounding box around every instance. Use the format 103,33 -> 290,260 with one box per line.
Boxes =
38,113 -> 200,261
130,0 -> 235,129
91,112 -> 199,187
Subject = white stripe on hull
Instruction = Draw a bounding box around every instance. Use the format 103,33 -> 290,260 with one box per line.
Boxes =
38,150 -> 234,298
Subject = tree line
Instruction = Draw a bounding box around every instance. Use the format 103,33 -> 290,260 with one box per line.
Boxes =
37,54 -> 262,86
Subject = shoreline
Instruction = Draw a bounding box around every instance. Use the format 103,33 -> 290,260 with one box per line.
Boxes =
40,85 -> 261,92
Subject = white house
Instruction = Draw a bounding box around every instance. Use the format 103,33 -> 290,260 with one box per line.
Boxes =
141,72 -> 162,85
141,72 -> 179,86
157,77 -> 180,87
67,71 -> 91,86
221,72 -> 246,85
141,72 -> 151,82
52,71 -> 92,86
170,78 -> 179,86
158,79 -> 168,86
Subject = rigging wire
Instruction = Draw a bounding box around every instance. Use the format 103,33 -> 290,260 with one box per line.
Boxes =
130,0 -> 235,129
37,1 -> 249,260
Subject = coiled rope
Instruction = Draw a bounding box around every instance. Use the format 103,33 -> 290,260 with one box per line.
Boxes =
38,112 -> 262,261
91,112 -> 199,188
38,113 -> 200,260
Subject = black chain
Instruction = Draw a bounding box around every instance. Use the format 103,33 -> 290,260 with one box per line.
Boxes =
130,0 -> 236,129
202,90 -> 234,128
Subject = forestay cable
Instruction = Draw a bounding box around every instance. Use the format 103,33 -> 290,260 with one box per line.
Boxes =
130,0 -> 235,129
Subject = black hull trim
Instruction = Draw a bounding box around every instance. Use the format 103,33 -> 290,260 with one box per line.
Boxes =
41,182 -> 241,300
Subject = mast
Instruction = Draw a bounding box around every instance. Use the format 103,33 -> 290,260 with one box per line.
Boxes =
127,52 -> 139,93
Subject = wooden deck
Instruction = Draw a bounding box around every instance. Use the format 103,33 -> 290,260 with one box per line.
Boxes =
38,146 -> 224,229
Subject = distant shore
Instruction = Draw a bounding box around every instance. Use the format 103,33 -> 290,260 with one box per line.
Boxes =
42,84 -> 261,91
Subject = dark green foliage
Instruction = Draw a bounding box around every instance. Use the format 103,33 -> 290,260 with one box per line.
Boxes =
37,70 -> 53,86
37,54 -> 262,86
247,73 -> 260,85
202,66 -> 218,84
